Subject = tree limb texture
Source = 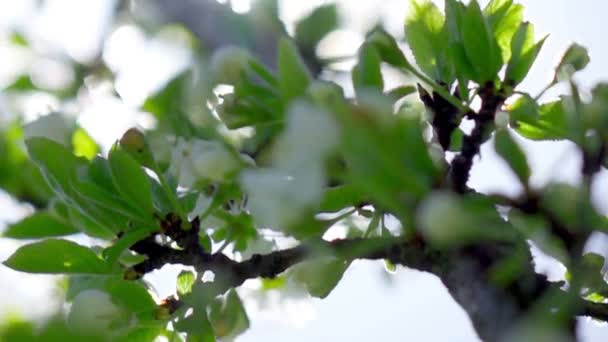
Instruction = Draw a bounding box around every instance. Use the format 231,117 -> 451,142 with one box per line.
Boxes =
129,227 -> 606,341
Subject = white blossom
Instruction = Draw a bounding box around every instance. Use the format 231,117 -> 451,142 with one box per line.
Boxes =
210,46 -> 251,85
274,101 -> 339,172
169,138 -> 241,188
67,289 -> 122,335
239,101 -> 340,231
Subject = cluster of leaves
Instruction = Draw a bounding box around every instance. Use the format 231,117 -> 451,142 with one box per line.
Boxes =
2,0 -> 608,340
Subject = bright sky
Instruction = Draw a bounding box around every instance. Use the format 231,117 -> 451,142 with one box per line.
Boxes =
1,0 -> 608,341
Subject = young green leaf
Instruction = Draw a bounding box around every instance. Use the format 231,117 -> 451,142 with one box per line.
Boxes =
484,0 -> 524,62
461,0 -> 503,83
3,212 -> 79,239
278,37 -> 311,103
177,270 -> 196,296
208,289 -> 249,339
509,97 -> 569,140
494,128 -> 530,185
339,101 -> 437,218
417,192 -> 514,247
554,43 -> 590,81
505,22 -> 547,86
366,28 -> 411,68
405,0 -> 453,82
102,226 -> 157,266
3,239 -> 113,274
319,184 -> 364,212
108,146 -> 154,214
294,4 -> 338,50
104,279 -> 157,320
71,127 -> 99,160
444,0 -> 476,82
294,258 -> 349,298
25,137 -> 83,197
352,43 -> 384,96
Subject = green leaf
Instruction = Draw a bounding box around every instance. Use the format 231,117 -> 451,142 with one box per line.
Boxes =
294,258 -> 348,299
510,96 -> 569,140
484,0 -> 524,62
339,100 -> 437,218
405,0 -> 453,82
352,43 -> 384,96
3,239 -> 113,274
319,185 -> 363,212
555,43 -> 590,81
505,22 -> 547,86
105,279 -> 157,320
277,37 -> 311,103
108,147 -> 154,214
365,28 -> 410,68
494,128 -> 530,185
444,0 -> 476,83
208,289 -> 249,339
508,210 -> 567,263
25,137 -> 83,197
102,226 -> 156,266
173,306 -> 215,342
294,4 -> 338,50
72,127 -> 98,160
3,212 -> 79,239
460,0 -> 502,82
177,271 -> 196,296
386,85 -> 417,102
418,192 -> 514,247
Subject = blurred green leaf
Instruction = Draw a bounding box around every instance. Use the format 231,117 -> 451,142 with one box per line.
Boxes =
4,239 -> 113,274
555,43 -> 590,81
105,279 -> 157,320
208,289 -> 249,339
352,43 -> 384,96
505,22 -> 547,86
294,258 -> 348,299
3,212 -> 78,239
278,37 -> 311,103
294,4 -> 338,50
418,192 -> 514,247
509,96 -> 569,140
366,28 -> 410,68
319,185 -> 363,212
339,100 -> 437,217
494,128 -> 530,185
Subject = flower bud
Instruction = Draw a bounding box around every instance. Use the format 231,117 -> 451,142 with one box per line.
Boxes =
119,128 -> 156,168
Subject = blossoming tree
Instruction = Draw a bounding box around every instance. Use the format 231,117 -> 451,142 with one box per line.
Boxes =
1,0 -> 608,341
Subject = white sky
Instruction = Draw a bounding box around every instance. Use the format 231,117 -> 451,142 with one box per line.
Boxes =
1,0 -> 608,341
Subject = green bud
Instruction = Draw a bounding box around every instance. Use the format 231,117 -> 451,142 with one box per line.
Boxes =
119,128 -> 156,169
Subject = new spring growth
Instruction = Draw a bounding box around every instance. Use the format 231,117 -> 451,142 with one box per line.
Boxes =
119,128 -> 156,169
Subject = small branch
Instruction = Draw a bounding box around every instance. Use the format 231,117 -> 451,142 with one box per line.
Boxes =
581,300 -> 608,322
450,82 -> 506,193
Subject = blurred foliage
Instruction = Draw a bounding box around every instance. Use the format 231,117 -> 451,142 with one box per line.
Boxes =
1,0 -> 608,341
